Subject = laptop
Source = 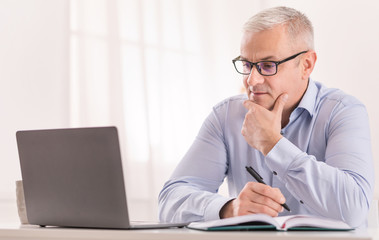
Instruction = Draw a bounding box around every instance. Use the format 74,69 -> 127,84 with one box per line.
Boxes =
16,126 -> 187,229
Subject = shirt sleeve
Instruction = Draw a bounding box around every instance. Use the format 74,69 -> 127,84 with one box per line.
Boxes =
158,107 -> 233,223
265,101 -> 374,228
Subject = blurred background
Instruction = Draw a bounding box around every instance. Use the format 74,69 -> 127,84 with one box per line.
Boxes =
1,0 -> 378,223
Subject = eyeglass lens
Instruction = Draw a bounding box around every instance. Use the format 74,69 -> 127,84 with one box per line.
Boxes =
235,61 -> 277,75
257,62 -> 276,75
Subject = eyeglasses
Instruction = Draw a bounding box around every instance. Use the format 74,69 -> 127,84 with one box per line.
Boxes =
232,51 -> 308,76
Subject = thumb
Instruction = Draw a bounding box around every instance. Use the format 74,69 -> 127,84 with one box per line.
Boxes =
273,93 -> 288,115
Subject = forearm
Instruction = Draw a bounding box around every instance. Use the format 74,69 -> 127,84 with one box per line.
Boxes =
158,177 -> 232,223
158,106 -> 232,223
287,158 -> 371,226
266,138 -> 374,227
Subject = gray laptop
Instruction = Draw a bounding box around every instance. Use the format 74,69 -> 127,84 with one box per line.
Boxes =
16,126 -> 186,229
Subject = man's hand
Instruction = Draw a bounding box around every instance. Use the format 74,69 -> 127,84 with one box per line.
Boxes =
241,93 -> 288,155
220,182 -> 286,218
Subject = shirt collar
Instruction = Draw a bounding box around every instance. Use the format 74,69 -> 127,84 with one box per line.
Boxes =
295,79 -> 318,117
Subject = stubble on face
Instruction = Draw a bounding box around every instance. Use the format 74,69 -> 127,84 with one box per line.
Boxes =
240,26 -> 307,113
246,83 -> 276,110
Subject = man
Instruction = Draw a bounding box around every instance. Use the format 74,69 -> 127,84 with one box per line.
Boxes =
158,6 -> 374,228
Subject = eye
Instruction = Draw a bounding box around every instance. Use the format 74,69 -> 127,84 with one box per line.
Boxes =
242,61 -> 252,68
241,61 -> 252,71
258,62 -> 276,75
260,62 -> 275,69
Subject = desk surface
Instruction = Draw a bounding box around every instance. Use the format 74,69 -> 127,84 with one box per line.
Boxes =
0,224 -> 378,240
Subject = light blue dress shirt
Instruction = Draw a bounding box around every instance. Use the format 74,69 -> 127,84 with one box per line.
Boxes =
158,80 -> 374,228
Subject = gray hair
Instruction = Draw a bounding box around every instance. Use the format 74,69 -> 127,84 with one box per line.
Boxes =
243,6 -> 314,50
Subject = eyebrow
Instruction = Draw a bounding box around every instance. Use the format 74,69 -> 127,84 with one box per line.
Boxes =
238,55 -> 277,62
260,55 -> 276,61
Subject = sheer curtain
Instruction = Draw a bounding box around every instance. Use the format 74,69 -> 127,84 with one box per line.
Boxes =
69,0 -> 249,220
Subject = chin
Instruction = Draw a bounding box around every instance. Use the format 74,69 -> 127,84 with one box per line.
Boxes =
253,100 -> 274,111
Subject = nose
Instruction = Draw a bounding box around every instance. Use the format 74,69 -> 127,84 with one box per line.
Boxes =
246,65 -> 265,87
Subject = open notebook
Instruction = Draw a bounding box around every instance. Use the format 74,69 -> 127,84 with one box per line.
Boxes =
187,214 -> 353,231
16,126 -> 187,229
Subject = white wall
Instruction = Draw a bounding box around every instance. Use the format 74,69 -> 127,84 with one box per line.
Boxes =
0,0 -> 69,207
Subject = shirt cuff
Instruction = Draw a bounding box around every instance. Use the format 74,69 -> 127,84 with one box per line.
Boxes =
265,137 -> 304,183
204,195 -> 235,221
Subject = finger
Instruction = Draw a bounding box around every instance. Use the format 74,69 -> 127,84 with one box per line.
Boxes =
248,192 -> 284,214
233,195 -> 282,217
272,93 -> 288,115
272,187 -> 286,205
243,100 -> 266,112
249,202 -> 282,217
247,182 -> 286,206
238,183 -> 285,216
243,100 -> 255,110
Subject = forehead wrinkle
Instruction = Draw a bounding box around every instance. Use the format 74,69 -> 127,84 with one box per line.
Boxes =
260,55 -> 277,61
240,53 -> 278,62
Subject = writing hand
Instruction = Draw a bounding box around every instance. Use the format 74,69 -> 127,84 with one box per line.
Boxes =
220,182 -> 286,218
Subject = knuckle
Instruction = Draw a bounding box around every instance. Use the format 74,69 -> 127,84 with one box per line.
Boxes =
241,128 -> 246,136
238,191 -> 248,199
261,185 -> 271,196
246,182 -> 257,190
259,205 -> 278,217
257,204 -> 269,213
268,210 -> 279,217
239,186 -> 252,198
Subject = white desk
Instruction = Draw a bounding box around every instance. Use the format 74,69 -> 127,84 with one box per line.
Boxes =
0,224 -> 378,240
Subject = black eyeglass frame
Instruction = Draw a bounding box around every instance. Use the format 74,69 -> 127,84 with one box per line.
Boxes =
232,50 -> 308,76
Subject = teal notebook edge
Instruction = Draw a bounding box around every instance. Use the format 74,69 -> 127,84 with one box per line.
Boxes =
187,225 -> 276,231
287,227 -> 354,231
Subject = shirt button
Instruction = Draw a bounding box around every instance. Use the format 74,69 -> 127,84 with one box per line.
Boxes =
273,171 -> 277,175
300,200 -> 304,204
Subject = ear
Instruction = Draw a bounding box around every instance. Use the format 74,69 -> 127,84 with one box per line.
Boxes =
301,51 -> 317,80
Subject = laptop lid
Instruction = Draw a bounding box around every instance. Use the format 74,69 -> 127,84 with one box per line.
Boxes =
17,126 -> 174,229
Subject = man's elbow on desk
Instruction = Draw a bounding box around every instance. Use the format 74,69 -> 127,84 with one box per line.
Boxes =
341,193 -> 372,228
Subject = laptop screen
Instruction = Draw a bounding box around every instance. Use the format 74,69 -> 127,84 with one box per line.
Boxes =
17,127 -> 131,228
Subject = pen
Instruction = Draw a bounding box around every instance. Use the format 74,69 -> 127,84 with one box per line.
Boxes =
245,166 -> 291,212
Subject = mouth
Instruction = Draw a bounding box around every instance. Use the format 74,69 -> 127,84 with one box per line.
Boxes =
248,86 -> 267,100
253,92 -> 267,95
